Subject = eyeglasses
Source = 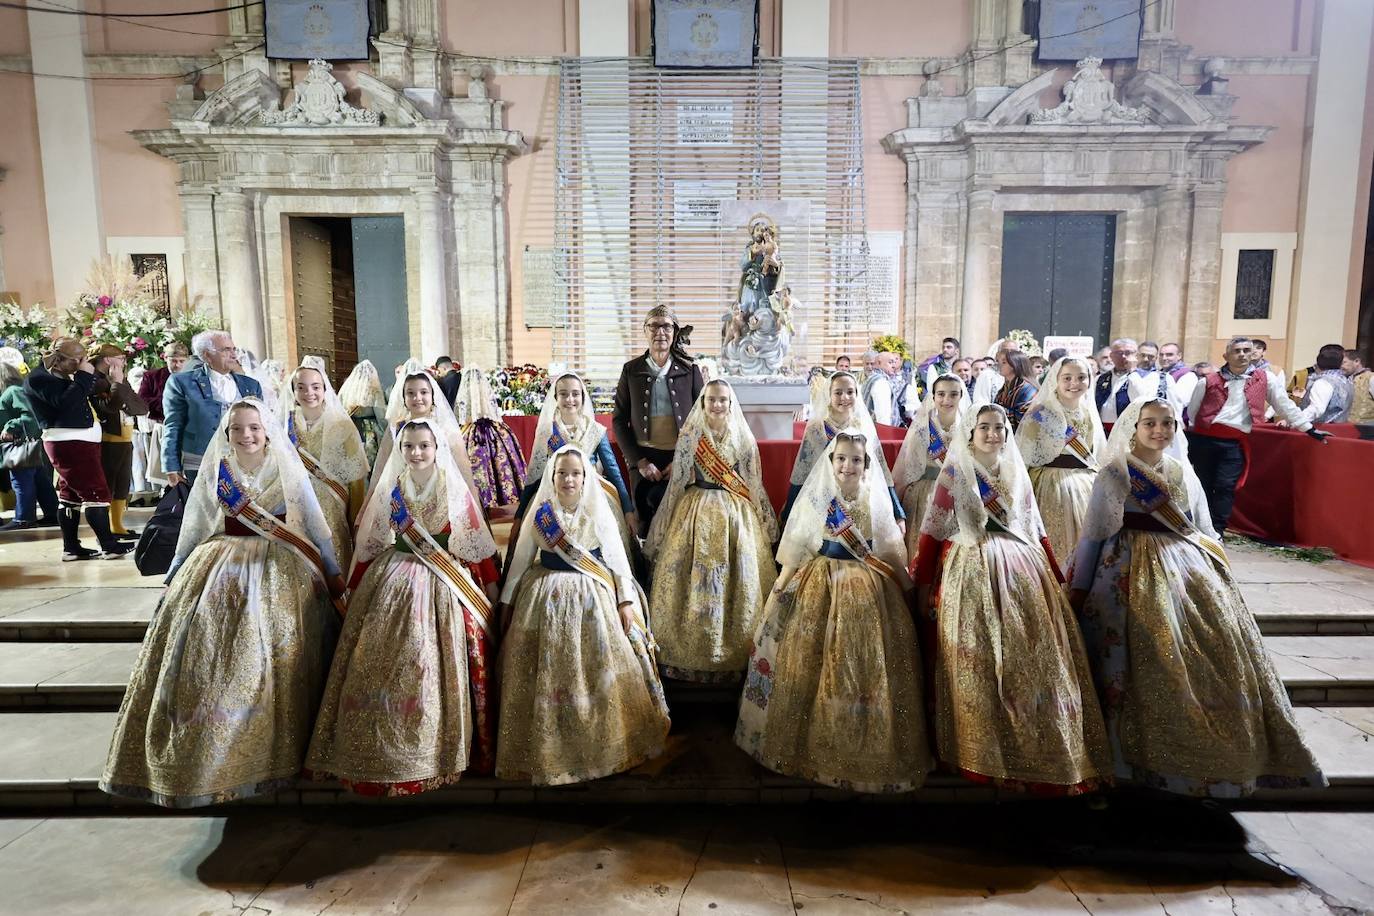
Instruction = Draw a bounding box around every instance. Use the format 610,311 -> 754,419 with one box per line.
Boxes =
646,323 -> 675,332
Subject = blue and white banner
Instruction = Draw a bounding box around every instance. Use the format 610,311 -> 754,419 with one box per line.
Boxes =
265,0 -> 371,62
653,0 -> 759,68
1038,0 -> 1142,61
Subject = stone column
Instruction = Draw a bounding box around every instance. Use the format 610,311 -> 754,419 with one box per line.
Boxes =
1147,185 -> 1190,346
212,189 -> 266,356
181,190 -> 221,318
1182,185 -> 1226,360
449,156 -> 510,367
960,188 -> 997,353
907,179 -> 965,355
413,187 -> 452,364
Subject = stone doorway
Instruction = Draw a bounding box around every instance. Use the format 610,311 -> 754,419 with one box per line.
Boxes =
285,215 -> 408,387
998,212 -> 1115,345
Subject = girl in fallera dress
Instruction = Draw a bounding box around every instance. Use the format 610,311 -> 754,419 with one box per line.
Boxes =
101,399 -> 344,807
496,445 -> 670,786
306,419 -> 502,795
736,433 -> 932,793
911,404 -> 1110,794
893,373 -> 970,558
368,359 -> 485,515
645,380 -> 778,683
453,366 -> 527,513
781,370 -> 904,530
1069,397 -> 1324,796
279,356 -> 370,568
1015,356 -> 1106,565
338,359 -> 389,470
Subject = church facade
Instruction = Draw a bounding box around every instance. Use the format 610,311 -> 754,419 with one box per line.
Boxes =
1,0 -> 1369,376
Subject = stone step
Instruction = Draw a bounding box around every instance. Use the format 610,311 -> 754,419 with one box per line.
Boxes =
7,636 -> 1371,709
0,705 -> 1370,809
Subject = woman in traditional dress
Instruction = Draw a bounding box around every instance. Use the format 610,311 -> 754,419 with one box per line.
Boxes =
780,371 -> 902,529
893,373 -> 970,558
496,445 -> 670,785
453,366 -> 527,513
101,399 -> 344,807
338,359 -> 388,470
306,418 -> 502,795
1069,397 -> 1324,796
911,404 -> 1109,794
645,380 -> 778,683
279,356 -> 370,568
1015,356 -> 1105,564
369,359 -> 484,514
993,350 -> 1038,430
736,433 -> 931,793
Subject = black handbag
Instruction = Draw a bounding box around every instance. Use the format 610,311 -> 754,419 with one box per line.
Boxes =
0,438 -> 42,470
134,482 -> 192,577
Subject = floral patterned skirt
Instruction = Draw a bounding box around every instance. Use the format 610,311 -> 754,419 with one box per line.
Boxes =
934,535 -> 1110,793
101,536 -> 335,807
649,487 -> 776,683
306,549 -> 488,796
497,567 -> 670,785
464,418 -> 528,510
735,557 -> 931,793
1077,530 -> 1324,796
1027,465 -> 1095,569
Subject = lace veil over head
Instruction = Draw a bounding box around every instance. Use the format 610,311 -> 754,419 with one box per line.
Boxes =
778,433 -> 911,590
350,417 -> 497,577
526,371 -> 603,488
919,403 -> 1043,547
793,370 -> 892,487
644,379 -> 778,557
893,373 -> 971,495
1014,356 -> 1106,469
279,355 -> 370,484
454,367 -> 502,425
338,359 -> 387,416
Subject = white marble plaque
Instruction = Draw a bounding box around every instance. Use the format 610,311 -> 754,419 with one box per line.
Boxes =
865,231 -> 903,333
673,180 -> 737,229
677,100 -> 734,145
521,246 -> 567,328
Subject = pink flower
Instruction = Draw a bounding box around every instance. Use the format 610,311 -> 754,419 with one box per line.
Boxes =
94,307 -> 105,317
81,328 -> 93,338
97,296 -> 111,307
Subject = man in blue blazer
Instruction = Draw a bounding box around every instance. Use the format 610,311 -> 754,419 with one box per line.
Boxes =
162,330 -> 262,485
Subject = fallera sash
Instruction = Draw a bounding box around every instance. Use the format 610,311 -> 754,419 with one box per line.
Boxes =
973,466 -> 1029,544
216,459 -> 340,609
694,433 -> 753,503
926,416 -> 949,464
389,484 -> 494,639
288,413 -> 350,508
1062,419 -> 1098,469
532,499 -> 619,598
1125,458 -> 1229,567
823,496 -> 905,591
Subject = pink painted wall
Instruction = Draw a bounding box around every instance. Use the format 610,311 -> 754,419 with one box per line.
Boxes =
832,0 -> 969,58
91,82 -> 185,238
444,0 -> 575,55
0,70 -> 54,308
84,0 -> 226,56
0,5 -> 29,55
1221,74 -> 1309,234
1175,0 -> 1314,57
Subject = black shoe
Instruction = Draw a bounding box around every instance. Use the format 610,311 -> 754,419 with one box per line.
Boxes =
99,543 -> 133,559
0,519 -> 37,532
36,517 -> 59,528
62,546 -> 100,562
114,529 -> 140,540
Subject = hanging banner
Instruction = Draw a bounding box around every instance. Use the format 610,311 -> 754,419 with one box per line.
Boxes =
1037,0 -> 1141,62
653,0 -> 759,68
265,0 -> 372,61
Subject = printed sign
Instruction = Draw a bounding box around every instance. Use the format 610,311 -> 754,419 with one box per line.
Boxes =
1042,335 -> 1096,358
678,100 -> 734,146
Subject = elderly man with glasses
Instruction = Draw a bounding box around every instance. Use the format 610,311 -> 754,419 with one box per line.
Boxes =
612,305 -> 705,537
161,330 -> 262,487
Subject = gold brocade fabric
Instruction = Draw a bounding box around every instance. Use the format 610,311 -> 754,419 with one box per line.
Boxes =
735,557 -> 932,793
101,536 -> 334,807
1080,530 -> 1322,792
1027,466 -> 1095,567
935,535 -> 1110,790
305,548 -> 472,793
497,561 -> 671,786
297,421 -> 354,568
650,486 -> 776,682
901,474 -> 939,558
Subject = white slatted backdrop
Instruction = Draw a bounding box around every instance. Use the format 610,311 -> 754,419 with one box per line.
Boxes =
552,57 -> 874,385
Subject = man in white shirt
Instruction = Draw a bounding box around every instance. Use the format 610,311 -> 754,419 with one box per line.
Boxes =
162,330 -> 263,486
1094,338 -> 1153,424
866,350 -> 919,427
1159,341 -> 1198,411
1294,344 -> 1354,425
1187,336 -> 1329,533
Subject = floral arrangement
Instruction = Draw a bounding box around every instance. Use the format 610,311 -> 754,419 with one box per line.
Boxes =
168,307 -> 221,355
1005,328 -> 1042,357
0,301 -> 53,367
61,258 -> 175,369
871,334 -> 912,361
488,364 -> 550,416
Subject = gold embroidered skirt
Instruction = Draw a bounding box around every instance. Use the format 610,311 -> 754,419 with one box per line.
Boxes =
934,535 -> 1110,792
1027,465 -> 1095,567
736,557 -> 932,793
309,476 -> 353,571
306,549 -> 473,795
1077,530 -> 1324,795
650,487 -> 776,682
497,566 -> 670,785
101,535 -> 335,807
901,475 -> 940,558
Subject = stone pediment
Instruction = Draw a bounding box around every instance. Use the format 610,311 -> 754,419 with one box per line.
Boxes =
187,64 -> 431,130
978,60 -> 1221,130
